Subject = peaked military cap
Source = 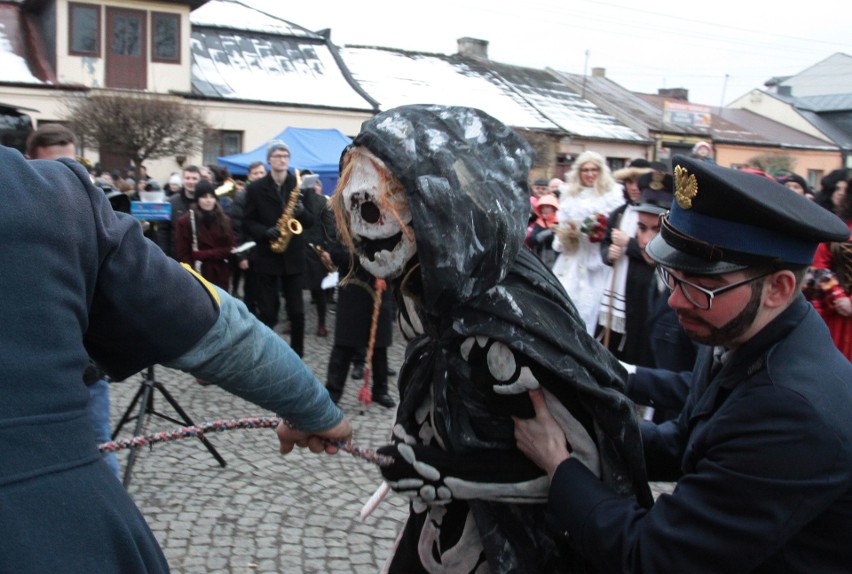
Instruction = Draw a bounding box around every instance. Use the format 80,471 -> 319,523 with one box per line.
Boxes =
646,155 -> 850,274
634,170 -> 673,216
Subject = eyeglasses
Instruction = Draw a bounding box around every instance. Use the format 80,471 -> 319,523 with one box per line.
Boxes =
656,266 -> 773,310
580,167 -> 600,173
269,153 -> 290,160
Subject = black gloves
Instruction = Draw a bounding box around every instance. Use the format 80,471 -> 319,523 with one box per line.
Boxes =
264,227 -> 281,240
292,201 -> 305,221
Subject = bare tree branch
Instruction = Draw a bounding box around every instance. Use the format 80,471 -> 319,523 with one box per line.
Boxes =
63,91 -> 209,167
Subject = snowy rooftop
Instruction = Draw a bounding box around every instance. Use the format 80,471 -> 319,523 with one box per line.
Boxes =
190,0 -> 374,111
190,0 -> 321,39
0,4 -> 42,84
339,46 -> 644,139
338,46 -> 555,130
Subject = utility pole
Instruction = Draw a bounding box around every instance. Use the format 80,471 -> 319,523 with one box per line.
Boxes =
719,73 -> 730,115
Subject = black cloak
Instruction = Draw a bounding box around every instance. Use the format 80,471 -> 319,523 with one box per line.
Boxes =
352,105 -> 651,573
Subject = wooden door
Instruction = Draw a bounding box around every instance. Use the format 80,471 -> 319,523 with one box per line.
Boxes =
105,7 -> 146,89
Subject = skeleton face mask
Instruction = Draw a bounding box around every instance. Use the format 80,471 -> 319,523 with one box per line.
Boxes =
339,148 -> 417,279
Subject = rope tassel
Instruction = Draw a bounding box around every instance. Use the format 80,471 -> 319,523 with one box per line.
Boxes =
358,277 -> 387,406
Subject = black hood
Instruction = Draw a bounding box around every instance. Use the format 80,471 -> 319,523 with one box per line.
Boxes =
352,105 -> 532,313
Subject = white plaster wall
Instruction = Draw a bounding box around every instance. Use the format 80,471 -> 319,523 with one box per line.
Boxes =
729,90 -> 834,142
55,0 -> 191,92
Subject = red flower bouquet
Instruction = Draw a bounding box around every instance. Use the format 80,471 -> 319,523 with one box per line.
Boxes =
580,213 -> 609,243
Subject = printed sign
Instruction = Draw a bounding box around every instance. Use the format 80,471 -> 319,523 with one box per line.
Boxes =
131,201 -> 172,221
663,101 -> 712,128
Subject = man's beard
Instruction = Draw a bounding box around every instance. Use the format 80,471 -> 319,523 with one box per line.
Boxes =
678,280 -> 764,346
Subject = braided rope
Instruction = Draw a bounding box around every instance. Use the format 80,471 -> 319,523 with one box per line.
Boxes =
99,416 -> 393,466
358,277 -> 387,406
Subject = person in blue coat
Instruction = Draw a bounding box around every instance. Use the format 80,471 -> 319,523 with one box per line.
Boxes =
0,145 -> 351,573
515,154 -> 852,573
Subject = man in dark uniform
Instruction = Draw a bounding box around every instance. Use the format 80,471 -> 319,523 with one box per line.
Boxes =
0,145 -> 351,573
242,140 -> 317,356
324,235 -> 396,409
515,155 -> 852,573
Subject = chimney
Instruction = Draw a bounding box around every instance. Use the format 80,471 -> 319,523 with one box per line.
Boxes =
457,37 -> 489,60
591,67 -> 606,78
658,87 -> 689,101
777,85 -> 792,97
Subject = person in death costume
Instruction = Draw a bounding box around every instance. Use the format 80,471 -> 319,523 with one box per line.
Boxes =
331,105 -> 651,573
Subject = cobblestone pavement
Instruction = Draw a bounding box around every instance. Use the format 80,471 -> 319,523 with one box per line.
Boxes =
109,293 -> 673,573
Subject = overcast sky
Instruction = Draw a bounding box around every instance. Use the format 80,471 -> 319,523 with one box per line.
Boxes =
244,0 -> 851,107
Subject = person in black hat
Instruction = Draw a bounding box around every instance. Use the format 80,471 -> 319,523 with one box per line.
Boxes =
620,173 -> 698,422
515,154 -> 852,573
604,170 -> 684,368
530,177 -> 549,199
597,161 -> 657,359
175,180 -> 236,290
777,172 -> 815,201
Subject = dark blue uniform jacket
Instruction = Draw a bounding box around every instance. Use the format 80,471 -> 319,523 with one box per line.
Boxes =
548,295 -> 852,573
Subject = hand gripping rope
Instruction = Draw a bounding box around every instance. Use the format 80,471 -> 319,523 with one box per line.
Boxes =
99,416 -> 394,467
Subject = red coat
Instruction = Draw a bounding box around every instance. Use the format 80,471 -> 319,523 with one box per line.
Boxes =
811,221 -> 852,360
176,209 -> 236,290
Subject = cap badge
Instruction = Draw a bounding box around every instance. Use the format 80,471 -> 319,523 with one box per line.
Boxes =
675,165 -> 698,209
650,172 -> 664,190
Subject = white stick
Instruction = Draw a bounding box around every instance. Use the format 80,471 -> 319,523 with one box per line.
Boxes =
360,481 -> 391,522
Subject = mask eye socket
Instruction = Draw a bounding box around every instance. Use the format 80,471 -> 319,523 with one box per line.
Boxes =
360,201 -> 381,224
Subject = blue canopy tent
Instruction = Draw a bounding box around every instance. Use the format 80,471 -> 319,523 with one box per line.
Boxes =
217,127 -> 353,196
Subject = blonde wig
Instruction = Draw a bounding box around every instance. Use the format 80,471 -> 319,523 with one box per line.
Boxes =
564,151 -> 617,197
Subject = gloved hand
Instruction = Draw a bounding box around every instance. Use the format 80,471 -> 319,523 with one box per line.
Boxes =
264,227 -> 281,240
292,200 -> 305,221
535,228 -> 554,244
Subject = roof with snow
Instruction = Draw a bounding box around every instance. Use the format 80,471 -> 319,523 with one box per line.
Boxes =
0,2 -> 43,84
189,0 -> 376,111
338,45 -> 645,140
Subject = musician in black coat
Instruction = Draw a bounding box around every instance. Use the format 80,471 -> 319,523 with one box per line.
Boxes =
324,233 -> 395,408
242,140 -> 317,356
298,173 -> 336,337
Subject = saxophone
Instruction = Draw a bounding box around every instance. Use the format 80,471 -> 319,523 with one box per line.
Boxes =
270,169 -> 303,253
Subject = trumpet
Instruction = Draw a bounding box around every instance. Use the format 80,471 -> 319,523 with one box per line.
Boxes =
270,170 -> 303,253
310,243 -> 337,273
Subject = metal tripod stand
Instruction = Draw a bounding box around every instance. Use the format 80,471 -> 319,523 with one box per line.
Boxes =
112,366 -> 226,487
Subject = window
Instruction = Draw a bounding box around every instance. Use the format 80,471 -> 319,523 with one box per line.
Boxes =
203,130 -> 243,166
69,3 -> 100,56
152,12 -> 180,63
112,14 -> 142,56
608,158 -> 626,172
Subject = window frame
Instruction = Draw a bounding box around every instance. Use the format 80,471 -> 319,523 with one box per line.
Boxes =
151,11 -> 181,64
68,2 -> 101,57
202,130 -> 243,167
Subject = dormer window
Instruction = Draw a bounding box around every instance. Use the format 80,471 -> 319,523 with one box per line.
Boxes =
69,2 -> 100,57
